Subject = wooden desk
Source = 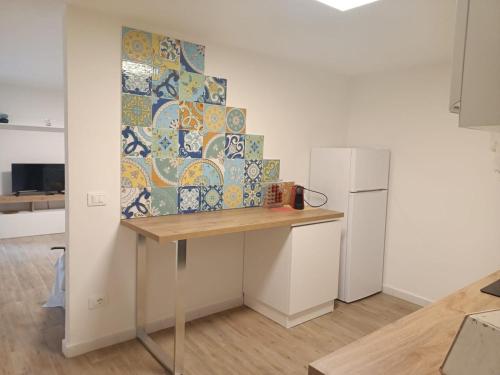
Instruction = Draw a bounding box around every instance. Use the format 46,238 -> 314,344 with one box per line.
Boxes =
0,193 -> 65,212
309,270 -> 500,375
122,207 -> 343,375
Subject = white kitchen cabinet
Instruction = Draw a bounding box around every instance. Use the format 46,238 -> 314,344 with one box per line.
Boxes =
450,0 -> 500,131
243,220 -> 341,328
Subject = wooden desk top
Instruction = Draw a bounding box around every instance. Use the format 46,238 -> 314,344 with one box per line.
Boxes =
0,194 -> 65,204
309,270 -> 500,375
121,207 -> 343,243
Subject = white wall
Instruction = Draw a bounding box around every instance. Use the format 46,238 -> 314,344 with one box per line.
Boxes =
64,5 -> 350,354
0,82 -> 64,127
0,83 -> 65,238
347,64 -> 500,304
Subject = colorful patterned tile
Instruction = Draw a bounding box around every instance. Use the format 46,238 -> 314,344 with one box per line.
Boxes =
245,160 -> 263,184
179,101 -> 204,131
122,27 -> 152,64
203,76 -> 227,105
223,184 -> 243,209
121,126 -> 152,157
202,133 -> 225,160
224,159 -> 244,185
152,68 -> 179,100
121,187 -> 151,219
203,104 -> 226,134
152,98 -> 179,129
203,158 -> 224,186
151,187 -> 178,216
152,33 -> 180,71
262,159 -> 280,182
243,183 -> 262,207
245,134 -> 264,160
122,61 -> 152,96
178,186 -> 201,213
122,94 -> 152,127
225,107 -> 246,134
179,130 -> 203,158
225,134 -> 245,159
152,157 -> 179,187
180,41 -> 205,74
179,71 -> 205,102
177,158 -> 204,186
121,157 -> 152,188
151,128 -> 178,158
201,185 -> 223,211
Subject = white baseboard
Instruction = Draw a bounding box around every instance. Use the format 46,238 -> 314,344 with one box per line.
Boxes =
62,297 -> 243,358
62,328 -> 136,358
244,295 -> 334,328
383,284 -> 433,306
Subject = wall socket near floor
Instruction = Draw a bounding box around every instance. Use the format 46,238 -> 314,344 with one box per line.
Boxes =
88,294 -> 107,310
87,192 -> 106,207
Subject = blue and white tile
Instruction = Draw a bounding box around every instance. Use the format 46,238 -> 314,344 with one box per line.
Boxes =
152,98 -> 179,129
203,76 -> 227,105
201,185 -> 223,211
121,187 -> 151,219
122,60 -> 152,95
225,134 -> 245,159
202,158 -> 224,186
179,130 -> 203,158
224,159 -> 244,185
152,128 -> 178,159
121,126 -> 152,157
178,186 -> 201,213
152,68 -> 179,100
244,159 -> 263,184
180,41 -> 205,74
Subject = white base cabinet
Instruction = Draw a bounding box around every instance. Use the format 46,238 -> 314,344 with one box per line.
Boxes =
243,220 -> 341,328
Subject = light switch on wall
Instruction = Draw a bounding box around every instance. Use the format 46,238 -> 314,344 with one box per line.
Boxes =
87,192 -> 106,207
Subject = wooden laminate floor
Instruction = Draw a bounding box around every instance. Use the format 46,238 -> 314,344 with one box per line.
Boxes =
0,234 -> 420,375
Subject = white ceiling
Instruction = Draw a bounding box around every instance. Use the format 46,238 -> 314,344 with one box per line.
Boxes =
0,0 -> 456,88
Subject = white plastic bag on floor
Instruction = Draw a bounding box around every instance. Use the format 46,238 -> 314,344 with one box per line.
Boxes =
44,252 -> 65,308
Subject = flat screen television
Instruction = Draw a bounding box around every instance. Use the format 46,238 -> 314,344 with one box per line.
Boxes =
11,163 -> 65,194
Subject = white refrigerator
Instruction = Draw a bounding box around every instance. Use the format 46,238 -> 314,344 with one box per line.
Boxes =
309,148 -> 390,303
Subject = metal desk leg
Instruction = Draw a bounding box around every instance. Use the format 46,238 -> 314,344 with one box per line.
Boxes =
174,239 -> 187,374
136,234 -> 187,375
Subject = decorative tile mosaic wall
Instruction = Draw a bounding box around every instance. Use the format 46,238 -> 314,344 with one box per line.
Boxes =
121,27 -> 280,218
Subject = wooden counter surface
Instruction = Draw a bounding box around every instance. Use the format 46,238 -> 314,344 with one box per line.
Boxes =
121,207 -> 343,243
0,193 -> 65,204
309,270 -> 500,375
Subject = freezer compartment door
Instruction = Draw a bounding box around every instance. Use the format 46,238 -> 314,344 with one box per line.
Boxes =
342,190 -> 387,303
350,148 -> 390,192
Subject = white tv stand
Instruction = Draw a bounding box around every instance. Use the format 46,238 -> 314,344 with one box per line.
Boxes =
0,194 -> 65,239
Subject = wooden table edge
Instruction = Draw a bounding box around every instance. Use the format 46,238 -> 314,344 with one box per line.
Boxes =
308,270 -> 500,375
120,208 -> 344,244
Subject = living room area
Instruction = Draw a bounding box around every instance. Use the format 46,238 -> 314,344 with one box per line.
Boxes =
0,0 -> 67,365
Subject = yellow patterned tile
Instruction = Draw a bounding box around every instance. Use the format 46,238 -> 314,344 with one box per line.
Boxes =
152,33 -> 180,71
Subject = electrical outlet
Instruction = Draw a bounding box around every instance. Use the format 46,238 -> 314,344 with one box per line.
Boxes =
87,192 -> 106,207
88,294 -> 107,310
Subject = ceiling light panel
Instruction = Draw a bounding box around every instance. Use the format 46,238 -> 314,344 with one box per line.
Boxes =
314,0 -> 380,11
